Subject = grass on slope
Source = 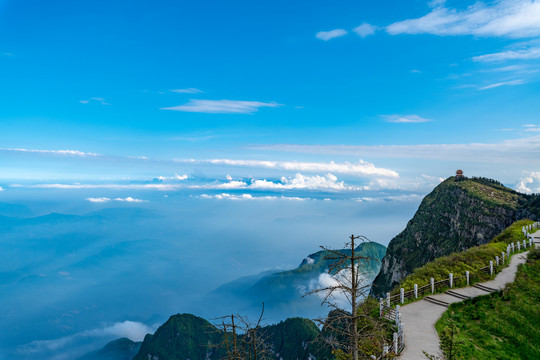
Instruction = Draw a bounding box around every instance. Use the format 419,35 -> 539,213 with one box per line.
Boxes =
392,220 -> 533,295
456,177 -> 521,208
434,248 -> 540,360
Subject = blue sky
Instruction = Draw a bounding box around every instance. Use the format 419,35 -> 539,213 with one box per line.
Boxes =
1,0 -> 540,195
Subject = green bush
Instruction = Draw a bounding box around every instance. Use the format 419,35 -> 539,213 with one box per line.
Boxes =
491,219 -> 532,245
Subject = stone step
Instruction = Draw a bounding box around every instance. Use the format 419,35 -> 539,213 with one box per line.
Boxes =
473,283 -> 498,292
445,290 -> 470,300
424,296 -> 449,307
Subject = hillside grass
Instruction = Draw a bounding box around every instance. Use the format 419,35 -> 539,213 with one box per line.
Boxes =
457,177 -> 521,208
391,220 -> 533,296
434,248 -> 540,360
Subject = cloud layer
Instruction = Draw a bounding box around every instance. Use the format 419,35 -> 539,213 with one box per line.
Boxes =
18,321 -> 153,355
516,171 -> 540,193
86,197 -> 146,203
0,148 -> 99,157
161,99 -> 282,114
252,134 -> 540,164
177,158 -> 399,177
383,114 -> 432,123
316,29 -> 348,41
199,193 -> 308,201
193,173 -> 368,191
472,46 -> 540,62
387,0 -> 540,38
353,23 -> 376,37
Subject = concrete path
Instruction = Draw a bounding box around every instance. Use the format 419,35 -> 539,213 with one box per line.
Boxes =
398,235 -> 538,360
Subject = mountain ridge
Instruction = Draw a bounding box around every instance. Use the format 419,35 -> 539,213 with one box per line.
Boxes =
371,176 -> 539,296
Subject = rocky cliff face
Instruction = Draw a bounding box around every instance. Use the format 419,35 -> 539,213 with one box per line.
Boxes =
371,177 -> 538,297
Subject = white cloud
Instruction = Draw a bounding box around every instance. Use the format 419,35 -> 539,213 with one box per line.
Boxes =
383,114 -> 432,123
199,193 -> 309,201
307,265 -> 369,308
194,173 -> 368,191
252,173 -> 362,191
114,197 -> 146,202
226,174 -> 233,181
176,158 -> 399,178
354,194 -> 424,202
316,29 -> 348,41
520,124 -> 540,132
353,23 -> 376,37
251,134 -> 540,164
516,171 -> 540,193
0,186 -> 3,191
175,173 -> 188,180
20,183 -> 179,191
387,0 -> 540,38
478,79 -> 525,90
80,97 -> 111,105
0,148 -> 100,157
18,321 -> 153,354
86,197 -> 146,203
86,197 -> 111,203
161,99 -> 282,114
472,46 -> 540,62
170,88 -> 204,94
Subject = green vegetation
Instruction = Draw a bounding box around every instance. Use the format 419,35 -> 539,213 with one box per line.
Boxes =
261,318 -> 320,359
393,219 -> 533,296
134,313 -> 322,360
77,338 -> 141,360
134,313 -> 225,360
491,219 -> 532,244
434,248 -> 540,360
458,177 -> 521,208
315,298 -> 397,360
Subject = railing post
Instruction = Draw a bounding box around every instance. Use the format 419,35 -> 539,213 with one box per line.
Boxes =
496,256 -> 499,266
502,251 -> 505,264
512,243 -> 515,253
414,284 -> 418,299
395,306 -> 400,325
523,239 -> 527,249
387,292 -> 391,307
400,288 -> 404,304
430,277 -> 434,294
466,271 -> 469,286
393,332 -> 398,353
383,345 -> 389,356
449,273 -> 453,288
518,242 -> 521,251
379,298 -> 383,317
490,260 -> 493,276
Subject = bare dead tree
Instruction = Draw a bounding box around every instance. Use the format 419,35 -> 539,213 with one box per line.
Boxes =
215,304 -> 270,360
304,234 -> 381,360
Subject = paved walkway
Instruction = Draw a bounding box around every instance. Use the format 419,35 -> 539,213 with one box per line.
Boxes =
398,231 -> 539,359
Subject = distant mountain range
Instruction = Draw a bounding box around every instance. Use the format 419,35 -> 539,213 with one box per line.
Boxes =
209,241 -> 386,319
